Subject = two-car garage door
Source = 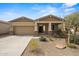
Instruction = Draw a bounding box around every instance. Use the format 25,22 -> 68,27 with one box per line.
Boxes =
14,26 -> 34,35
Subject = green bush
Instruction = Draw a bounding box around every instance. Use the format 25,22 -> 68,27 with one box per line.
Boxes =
67,44 -> 77,49
39,36 -> 47,42
53,29 -> 67,38
70,34 -> 74,43
73,35 -> 79,44
48,36 -> 53,41
70,34 -> 79,45
75,37 -> 79,45
49,38 -> 53,41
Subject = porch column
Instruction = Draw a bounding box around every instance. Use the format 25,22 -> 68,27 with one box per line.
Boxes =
43,25 -> 45,32
48,23 -> 52,35
62,22 -> 65,31
34,22 -> 38,35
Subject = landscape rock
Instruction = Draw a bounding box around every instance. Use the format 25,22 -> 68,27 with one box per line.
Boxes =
55,44 -> 66,49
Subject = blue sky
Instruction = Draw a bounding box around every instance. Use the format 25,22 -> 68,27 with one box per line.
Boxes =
0,3 -> 79,21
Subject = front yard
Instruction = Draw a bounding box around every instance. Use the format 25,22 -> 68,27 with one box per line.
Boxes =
22,36 -> 79,56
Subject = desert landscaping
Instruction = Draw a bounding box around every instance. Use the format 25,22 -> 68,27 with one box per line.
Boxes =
22,35 -> 79,56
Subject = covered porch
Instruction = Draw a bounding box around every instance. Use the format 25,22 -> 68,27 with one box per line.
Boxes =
34,21 -> 65,35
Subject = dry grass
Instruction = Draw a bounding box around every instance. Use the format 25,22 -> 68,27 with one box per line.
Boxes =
29,38 -> 39,51
22,38 -> 45,56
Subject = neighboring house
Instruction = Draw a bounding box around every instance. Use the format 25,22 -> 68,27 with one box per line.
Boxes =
0,20 -> 11,34
9,15 -> 65,35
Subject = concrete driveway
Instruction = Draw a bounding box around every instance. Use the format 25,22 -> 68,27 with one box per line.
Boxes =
0,35 -> 32,56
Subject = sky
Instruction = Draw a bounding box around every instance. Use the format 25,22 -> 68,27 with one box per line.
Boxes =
0,3 -> 79,21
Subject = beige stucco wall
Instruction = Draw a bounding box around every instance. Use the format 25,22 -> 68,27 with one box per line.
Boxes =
58,21 -> 65,31
0,22 -> 11,34
11,22 -> 34,26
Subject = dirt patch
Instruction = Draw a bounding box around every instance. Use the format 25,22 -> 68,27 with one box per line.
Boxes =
22,37 -> 79,56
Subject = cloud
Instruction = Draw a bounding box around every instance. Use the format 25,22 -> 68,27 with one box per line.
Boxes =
3,12 -> 15,16
32,5 -> 58,17
39,8 -> 57,17
31,4 -> 41,11
0,11 -> 24,21
61,3 -> 77,16
39,7 -> 56,13
64,8 -> 75,12
2,7 -> 19,16
63,8 -> 76,16
62,3 -> 77,8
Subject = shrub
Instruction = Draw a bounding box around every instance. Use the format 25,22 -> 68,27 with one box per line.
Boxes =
28,39 -> 45,55
39,36 -> 47,42
71,35 -> 79,45
28,39 -> 39,52
49,38 -> 53,41
70,34 -> 79,45
75,37 -> 79,45
53,29 -> 67,38
48,36 -> 53,41
67,44 -> 77,49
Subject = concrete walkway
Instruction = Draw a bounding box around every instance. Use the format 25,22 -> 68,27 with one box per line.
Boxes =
0,35 -> 32,56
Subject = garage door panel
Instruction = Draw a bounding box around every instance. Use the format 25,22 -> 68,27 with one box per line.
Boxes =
14,26 -> 34,35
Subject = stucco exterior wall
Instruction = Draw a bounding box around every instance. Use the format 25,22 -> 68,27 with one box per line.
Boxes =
12,22 -> 34,26
0,22 -> 11,34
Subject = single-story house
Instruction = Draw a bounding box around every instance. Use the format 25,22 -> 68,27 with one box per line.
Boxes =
0,20 -> 11,34
9,15 -> 65,35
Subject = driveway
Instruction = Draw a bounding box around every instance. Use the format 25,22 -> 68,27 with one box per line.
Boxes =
0,35 -> 32,56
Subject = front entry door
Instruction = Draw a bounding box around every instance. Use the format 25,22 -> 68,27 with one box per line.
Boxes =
38,26 -> 44,33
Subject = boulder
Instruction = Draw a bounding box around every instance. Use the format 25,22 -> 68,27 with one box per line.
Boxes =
55,44 -> 66,49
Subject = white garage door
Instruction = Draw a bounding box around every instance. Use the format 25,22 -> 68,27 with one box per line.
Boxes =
14,26 -> 34,35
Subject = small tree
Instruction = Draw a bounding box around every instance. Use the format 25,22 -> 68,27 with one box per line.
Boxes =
65,12 -> 79,44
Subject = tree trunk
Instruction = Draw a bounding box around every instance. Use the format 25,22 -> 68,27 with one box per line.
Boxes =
73,27 -> 77,44
67,30 -> 70,44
